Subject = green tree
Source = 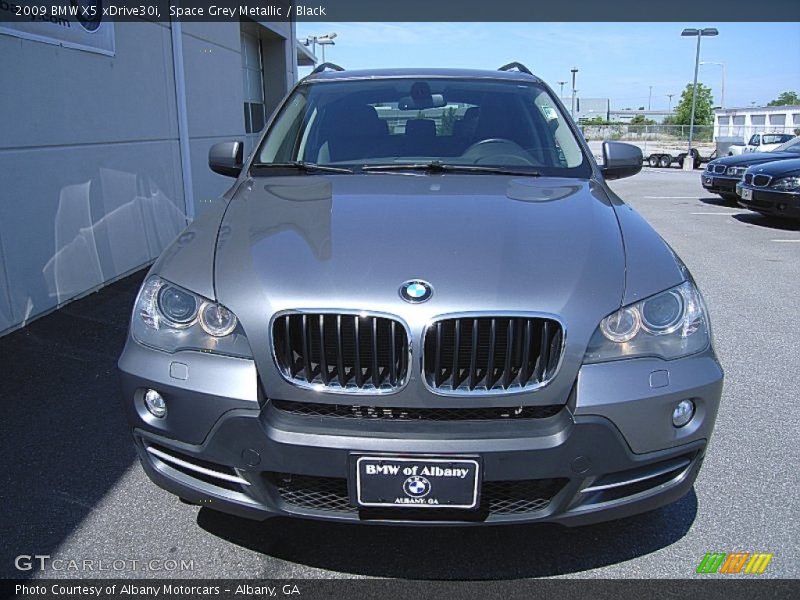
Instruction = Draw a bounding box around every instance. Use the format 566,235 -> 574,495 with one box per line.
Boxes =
630,114 -> 656,125
768,91 -> 800,106
672,83 -> 714,126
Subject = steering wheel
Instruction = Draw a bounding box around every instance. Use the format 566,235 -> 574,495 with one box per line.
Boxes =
461,138 -> 537,167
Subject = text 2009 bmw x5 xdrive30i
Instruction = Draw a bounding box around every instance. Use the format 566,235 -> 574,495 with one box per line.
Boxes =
118,63 -> 724,526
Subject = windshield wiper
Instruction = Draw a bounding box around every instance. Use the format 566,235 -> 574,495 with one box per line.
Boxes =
361,162 -> 540,177
250,161 -> 354,174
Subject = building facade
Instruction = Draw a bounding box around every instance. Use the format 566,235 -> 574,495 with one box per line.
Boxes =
0,19 -> 305,336
714,105 -> 800,141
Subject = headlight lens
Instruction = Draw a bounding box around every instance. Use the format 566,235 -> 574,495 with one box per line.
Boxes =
157,285 -> 198,327
726,166 -> 746,177
199,302 -> 238,337
584,281 -> 710,363
771,176 -> 800,192
132,277 -> 251,357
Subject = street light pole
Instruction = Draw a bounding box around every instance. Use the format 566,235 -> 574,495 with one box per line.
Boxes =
667,93 -> 675,112
648,85 -> 653,111
558,81 -> 567,101
570,68 -> 578,120
681,28 -> 718,162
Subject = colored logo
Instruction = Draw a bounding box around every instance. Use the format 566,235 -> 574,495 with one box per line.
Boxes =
696,552 -> 773,574
399,280 -> 433,303
403,476 -> 431,498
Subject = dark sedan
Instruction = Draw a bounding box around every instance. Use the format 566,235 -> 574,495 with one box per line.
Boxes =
702,136 -> 800,202
736,158 -> 800,220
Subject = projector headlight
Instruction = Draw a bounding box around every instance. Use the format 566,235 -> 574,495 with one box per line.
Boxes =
584,281 -> 711,363
132,277 -> 251,357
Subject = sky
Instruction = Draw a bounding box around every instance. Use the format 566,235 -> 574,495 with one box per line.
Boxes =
296,22 -> 800,110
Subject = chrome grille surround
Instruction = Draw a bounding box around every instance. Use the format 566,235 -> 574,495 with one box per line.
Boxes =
713,164 -> 727,174
421,312 -> 565,396
752,174 -> 772,187
271,310 -> 411,394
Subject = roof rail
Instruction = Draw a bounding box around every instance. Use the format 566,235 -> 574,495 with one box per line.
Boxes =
309,62 -> 345,75
497,62 -> 533,76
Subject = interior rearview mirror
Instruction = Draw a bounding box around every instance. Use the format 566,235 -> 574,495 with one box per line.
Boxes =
209,141 -> 243,177
601,141 -> 643,181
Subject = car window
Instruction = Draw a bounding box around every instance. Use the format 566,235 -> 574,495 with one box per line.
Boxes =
762,134 -> 792,145
255,78 -> 590,177
748,135 -> 760,145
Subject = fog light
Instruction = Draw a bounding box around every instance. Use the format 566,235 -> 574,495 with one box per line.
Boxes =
672,399 -> 695,428
144,389 -> 167,418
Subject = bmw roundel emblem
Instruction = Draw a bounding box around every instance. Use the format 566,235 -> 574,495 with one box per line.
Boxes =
399,280 -> 433,303
403,475 -> 431,498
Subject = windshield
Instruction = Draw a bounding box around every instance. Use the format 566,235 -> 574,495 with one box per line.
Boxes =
772,136 -> 800,153
255,78 -> 590,177
762,134 -> 793,145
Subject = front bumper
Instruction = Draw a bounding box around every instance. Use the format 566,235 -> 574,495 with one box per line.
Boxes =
736,183 -> 800,219
119,340 -> 723,526
701,173 -> 740,194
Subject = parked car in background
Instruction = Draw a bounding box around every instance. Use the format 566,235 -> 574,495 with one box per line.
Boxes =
736,158 -> 800,220
119,63 -> 723,528
702,136 -> 800,202
727,133 -> 795,156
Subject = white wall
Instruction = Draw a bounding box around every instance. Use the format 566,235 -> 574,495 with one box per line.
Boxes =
0,20 -> 296,336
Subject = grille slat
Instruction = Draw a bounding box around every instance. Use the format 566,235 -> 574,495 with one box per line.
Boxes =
273,313 -> 409,392
424,316 -> 563,393
318,315 -> 329,385
389,321 -> 397,386
301,315 -> 312,382
452,319 -> 462,389
753,174 -> 771,187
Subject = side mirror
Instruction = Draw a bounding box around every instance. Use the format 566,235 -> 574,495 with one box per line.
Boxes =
209,141 -> 243,177
601,141 -> 643,180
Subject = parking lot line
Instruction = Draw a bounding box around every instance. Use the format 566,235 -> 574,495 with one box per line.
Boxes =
644,196 -> 699,199
770,239 -> 800,243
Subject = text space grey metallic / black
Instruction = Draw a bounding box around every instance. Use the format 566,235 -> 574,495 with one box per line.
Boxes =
118,65 -> 723,526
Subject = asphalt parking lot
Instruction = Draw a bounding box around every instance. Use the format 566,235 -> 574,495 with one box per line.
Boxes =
1,167 -> 798,580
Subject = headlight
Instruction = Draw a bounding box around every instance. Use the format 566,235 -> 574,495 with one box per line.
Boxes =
771,176 -> 800,192
584,281 -> 710,363
132,277 -> 251,357
726,166 -> 746,177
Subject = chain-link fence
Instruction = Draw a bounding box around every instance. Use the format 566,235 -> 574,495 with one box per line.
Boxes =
579,124 -> 715,143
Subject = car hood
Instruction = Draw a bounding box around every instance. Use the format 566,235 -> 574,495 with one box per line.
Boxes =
212,174 -> 668,405
712,151 -> 799,168
746,158 -> 800,177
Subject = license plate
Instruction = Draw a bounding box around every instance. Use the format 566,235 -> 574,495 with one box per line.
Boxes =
740,187 -> 753,201
355,456 -> 480,509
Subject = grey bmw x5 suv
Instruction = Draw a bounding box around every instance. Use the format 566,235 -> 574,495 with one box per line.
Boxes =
118,63 -> 723,526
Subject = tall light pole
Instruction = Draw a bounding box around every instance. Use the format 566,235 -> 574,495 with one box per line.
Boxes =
570,68 -> 578,120
300,32 -> 337,64
681,27 -> 718,159
557,81 -> 567,101
667,93 -> 675,112
648,85 -> 653,111
700,61 -> 726,109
